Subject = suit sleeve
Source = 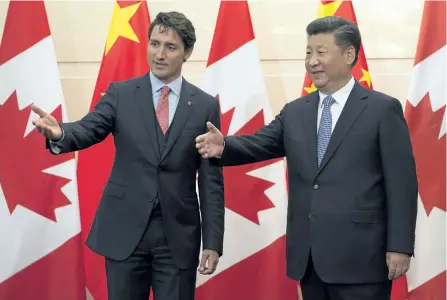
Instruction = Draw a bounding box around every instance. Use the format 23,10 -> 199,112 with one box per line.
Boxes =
379,98 -> 418,256
198,98 -> 225,255
46,82 -> 118,154
215,104 -> 288,166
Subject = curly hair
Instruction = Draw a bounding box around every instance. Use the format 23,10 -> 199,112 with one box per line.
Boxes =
148,11 -> 196,51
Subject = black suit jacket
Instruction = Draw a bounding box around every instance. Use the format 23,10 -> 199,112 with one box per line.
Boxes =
214,82 -> 418,284
47,73 -> 224,269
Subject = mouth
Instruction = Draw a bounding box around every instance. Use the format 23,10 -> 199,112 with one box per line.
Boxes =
154,62 -> 167,68
311,71 -> 324,75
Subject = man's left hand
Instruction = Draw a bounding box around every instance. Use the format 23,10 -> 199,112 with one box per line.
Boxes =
386,252 -> 411,280
198,249 -> 219,275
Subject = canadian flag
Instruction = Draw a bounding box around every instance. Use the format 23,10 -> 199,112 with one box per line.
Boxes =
196,1 -> 299,299
0,1 -> 85,299
403,0 -> 446,299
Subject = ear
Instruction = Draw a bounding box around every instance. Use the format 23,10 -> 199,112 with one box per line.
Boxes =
183,47 -> 193,62
345,45 -> 356,66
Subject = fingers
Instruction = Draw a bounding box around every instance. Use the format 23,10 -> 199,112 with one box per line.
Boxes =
32,118 -> 53,138
205,256 -> 218,275
198,252 -> 209,274
195,133 -> 211,158
195,133 -> 207,144
198,252 -> 219,275
386,253 -> 411,280
31,104 -> 49,118
206,121 -> 217,133
388,261 -> 396,280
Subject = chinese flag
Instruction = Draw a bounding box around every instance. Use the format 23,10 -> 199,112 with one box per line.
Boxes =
76,1 -> 150,299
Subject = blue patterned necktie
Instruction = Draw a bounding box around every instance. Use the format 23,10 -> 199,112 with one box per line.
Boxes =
317,95 -> 335,166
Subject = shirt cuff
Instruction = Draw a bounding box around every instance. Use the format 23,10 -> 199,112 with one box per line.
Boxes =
48,127 -> 64,154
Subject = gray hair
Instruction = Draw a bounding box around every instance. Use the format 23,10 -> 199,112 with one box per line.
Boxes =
306,16 -> 361,66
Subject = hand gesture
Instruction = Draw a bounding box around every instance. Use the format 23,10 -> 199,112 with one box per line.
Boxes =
386,252 -> 411,280
198,249 -> 219,275
31,104 -> 63,141
195,122 -> 224,158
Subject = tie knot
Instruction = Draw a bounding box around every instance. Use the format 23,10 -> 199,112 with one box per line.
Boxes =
161,86 -> 170,97
323,95 -> 335,108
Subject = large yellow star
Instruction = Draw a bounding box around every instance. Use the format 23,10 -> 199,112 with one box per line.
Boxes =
104,2 -> 142,55
304,83 -> 318,94
359,68 -> 372,87
317,0 -> 343,18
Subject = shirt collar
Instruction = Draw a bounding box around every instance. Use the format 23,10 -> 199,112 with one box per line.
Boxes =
149,71 -> 182,97
318,76 -> 355,108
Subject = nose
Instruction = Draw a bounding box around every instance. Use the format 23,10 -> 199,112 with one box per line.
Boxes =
308,54 -> 320,67
155,47 -> 166,60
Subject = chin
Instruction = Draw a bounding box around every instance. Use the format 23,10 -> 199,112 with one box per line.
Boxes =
152,70 -> 167,79
313,80 -> 328,89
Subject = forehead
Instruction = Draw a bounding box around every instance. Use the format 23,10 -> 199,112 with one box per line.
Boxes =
150,25 -> 182,44
307,33 -> 337,48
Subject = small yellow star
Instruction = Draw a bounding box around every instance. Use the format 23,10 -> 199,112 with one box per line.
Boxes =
105,2 -> 142,55
359,68 -> 371,87
304,83 -> 317,94
317,0 -> 343,18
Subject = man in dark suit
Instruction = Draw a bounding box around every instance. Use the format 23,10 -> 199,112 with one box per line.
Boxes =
195,16 -> 418,300
31,11 -> 224,300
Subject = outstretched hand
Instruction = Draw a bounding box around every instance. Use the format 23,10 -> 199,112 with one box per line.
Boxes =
195,122 -> 224,158
31,104 -> 62,141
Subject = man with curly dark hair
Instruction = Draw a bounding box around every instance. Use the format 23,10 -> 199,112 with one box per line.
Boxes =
32,11 -> 224,300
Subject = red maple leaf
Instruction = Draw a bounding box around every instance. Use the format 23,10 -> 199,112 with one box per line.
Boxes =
0,91 -> 73,221
406,93 -> 446,215
217,95 -> 281,225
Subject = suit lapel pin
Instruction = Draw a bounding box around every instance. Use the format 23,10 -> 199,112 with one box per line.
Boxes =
188,101 -> 191,106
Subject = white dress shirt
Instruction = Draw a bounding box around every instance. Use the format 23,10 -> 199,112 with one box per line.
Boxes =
317,77 -> 355,133
149,71 -> 182,126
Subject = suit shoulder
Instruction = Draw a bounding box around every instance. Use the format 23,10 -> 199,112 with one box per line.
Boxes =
365,88 -> 402,108
285,92 -> 317,109
187,81 -> 218,105
108,74 -> 146,90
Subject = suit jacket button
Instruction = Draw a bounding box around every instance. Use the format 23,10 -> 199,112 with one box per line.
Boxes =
313,184 -> 319,190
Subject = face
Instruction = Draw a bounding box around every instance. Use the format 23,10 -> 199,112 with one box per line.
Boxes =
148,25 -> 192,83
305,33 -> 355,94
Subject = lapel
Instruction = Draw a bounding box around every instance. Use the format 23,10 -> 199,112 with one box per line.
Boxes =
135,73 -> 160,160
314,81 -> 369,178
160,79 -> 196,162
301,93 -> 320,175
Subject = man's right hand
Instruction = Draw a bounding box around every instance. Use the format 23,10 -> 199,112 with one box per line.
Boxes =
195,122 -> 224,158
31,104 -> 62,141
